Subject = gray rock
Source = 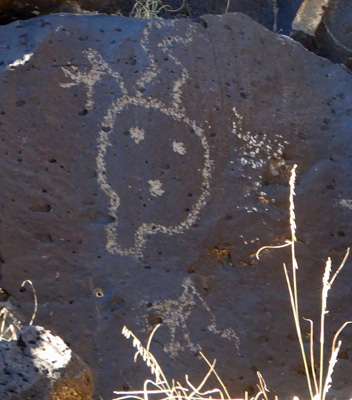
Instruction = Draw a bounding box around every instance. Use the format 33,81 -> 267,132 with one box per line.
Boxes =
0,11 -> 352,400
291,0 -> 352,69
0,325 -> 94,399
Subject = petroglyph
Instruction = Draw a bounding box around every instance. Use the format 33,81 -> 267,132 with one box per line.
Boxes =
147,277 -> 240,358
7,53 -> 33,69
232,106 -> 288,174
148,180 -> 165,197
61,21 -> 213,258
172,141 -> 186,155
339,199 -> 352,210
130,127 -> 145,144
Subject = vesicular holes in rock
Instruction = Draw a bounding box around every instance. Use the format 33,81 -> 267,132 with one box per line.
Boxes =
35,233 -> 53,243
338,351 -> 349,360
16,100 -> 25,107
28,204 -> 51,212
78,109 -> 88,116
94,288 -> 104,298
148,315 -> 163,326
257,335 -> 268,343
109,297 -> 125,312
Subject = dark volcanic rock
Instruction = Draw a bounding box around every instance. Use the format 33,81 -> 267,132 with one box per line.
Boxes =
171,0 -> 276,30
0,0 -> 134,24
0,11 -> 352,400
0,325 -> 94,399
275,0 -> 303,34
292,0 -> 352,69
0,0 -> 296,34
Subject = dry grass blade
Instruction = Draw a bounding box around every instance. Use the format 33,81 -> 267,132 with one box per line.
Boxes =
130,0 -> 185,19
303,318 -> 318,395
116,164 -> 351,400
21,280 -> 38,326
114,326 -> 274,400
257,164 -> 351,400
0,309 -> 16,341
0,280 -> 37,342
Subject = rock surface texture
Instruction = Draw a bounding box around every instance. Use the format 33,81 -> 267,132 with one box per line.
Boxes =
0,11 -> 352,400
292,0 -> 352,69
0,325 -> 94,399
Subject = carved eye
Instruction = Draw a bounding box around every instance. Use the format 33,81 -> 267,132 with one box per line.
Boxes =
172,141 -> 186,155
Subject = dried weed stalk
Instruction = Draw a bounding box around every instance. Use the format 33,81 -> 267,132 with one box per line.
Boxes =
0,280 -> 37,341
114,325 -> 271,400
257,164 -> 351,400
130,0 -> 185,19
115,165 -> 351,400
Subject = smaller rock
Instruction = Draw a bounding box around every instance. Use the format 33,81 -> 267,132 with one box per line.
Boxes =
0,325 -> 94,400
291,0 -> 328,38
291,0 -> 352,69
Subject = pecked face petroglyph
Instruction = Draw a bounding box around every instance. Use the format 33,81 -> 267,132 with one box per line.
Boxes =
61,21 -> 213,259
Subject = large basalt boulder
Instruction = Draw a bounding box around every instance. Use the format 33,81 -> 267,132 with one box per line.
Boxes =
0,11 -> 352,400
0,325 -> 94,399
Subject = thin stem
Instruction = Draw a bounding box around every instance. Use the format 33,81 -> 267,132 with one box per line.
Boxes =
303,318 -> 318,395
283,264 -> 313,397
21,280 -> 37,326
329,247 -> 350,287
286,165 -> 314,398
319,258 -> 331,397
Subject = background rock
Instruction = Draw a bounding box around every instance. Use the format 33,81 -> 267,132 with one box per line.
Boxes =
0,11 -> 352,400
0,0 -> 304,35
0,325 -> 94,399
275,0 -> 303,34
292,0 -> 352,69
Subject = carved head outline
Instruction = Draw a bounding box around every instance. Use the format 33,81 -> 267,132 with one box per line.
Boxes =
61,20 -> 213,258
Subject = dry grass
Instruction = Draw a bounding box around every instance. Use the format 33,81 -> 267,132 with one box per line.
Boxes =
114,325 -> 270,400
257,164 -> 351,400
130,0 -> 186,19
130,0 -> 230,19
114,165 -> 351,400
0,280 -> 37,341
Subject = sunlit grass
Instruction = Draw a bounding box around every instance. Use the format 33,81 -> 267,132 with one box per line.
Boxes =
114,165 -> 351,400
0,280 -> 37,341
130,0 -> 185,19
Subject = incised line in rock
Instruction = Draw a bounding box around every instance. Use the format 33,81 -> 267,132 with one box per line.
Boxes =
60,21 -> 213,259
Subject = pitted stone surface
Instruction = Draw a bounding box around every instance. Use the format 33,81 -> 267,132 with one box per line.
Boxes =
0,12 -> 352,400
0,325 -> 94,399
